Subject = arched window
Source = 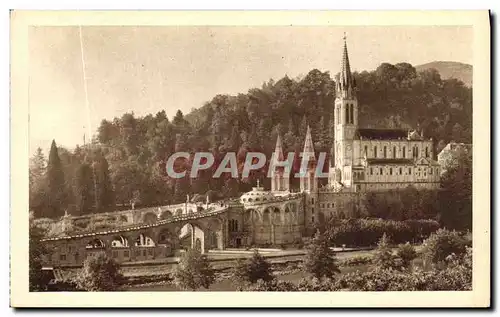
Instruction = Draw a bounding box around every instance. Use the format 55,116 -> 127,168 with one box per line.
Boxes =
364,145 -> 368,156
414,146 -> 419,158
379,168 -> 383,175
383,146 -> 387,158
393,146 -> 397,158
349,104 -> 354,124
345,104 -> 349,124
425,147 -> 429,158
403,147 -> 406,158
374,146 -> 377,158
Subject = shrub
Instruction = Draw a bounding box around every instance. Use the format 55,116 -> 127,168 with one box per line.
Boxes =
76,252 -> 122,291
326,218 -> 440,247
232,250 -> 273,284
338,255 -> 372,267
303,231 -> 340,279
243,279 -> 297,291
396,242 -> 418,269
296,277 -> 340,291
173,248 -> 215,291
421,228 -> 468,265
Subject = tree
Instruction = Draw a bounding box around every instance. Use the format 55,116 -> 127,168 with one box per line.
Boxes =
439,147 -> 472,231
46,140 -> 67,218
75,162 -> 95,215
77,252 -> 122,291
173,248 -> 215,291
232,250 -> 273,285
94,153 -> 115,213
372,233 -> 399,270
421,228 -> 468,266
29,147 -> 46,185
29,223 -> 48,291
29,148 -> 48,217
304,231 -> 340,280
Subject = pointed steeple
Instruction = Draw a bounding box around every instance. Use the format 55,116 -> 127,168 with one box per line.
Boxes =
271,133 -> 290,192
273,133 -> 284,163
300,125 -> 318,193
337,33 -> 356,98
303,125 -> 316,162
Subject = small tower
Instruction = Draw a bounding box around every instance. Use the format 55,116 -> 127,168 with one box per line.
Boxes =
300,126 -> 317,193
271,134 -> 290,192
300,126 -> 319,234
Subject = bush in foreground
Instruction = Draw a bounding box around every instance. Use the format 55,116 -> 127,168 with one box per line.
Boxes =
327,218 -> 440,247
396,242 -> 418,269
173,248 -> 215,291
245,248 -> 472,292
303,231 -> 340,280
372,233 -> 402,271
421,228 -> 468,266
77,252 -> 122,291
232,250 -> 273,285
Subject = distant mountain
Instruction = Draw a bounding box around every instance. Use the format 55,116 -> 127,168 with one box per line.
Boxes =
415,61 -> 472,87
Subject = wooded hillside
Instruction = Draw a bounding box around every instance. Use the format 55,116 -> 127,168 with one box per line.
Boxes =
29,62 -> 472,218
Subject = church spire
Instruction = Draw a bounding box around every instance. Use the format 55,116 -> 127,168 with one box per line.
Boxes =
271,133 -> 290,192
337,33 -> 356,98
303,125 -> 316,162
273,133 -> 284,162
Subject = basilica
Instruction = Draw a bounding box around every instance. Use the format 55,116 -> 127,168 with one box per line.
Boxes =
239,36 -> 441,241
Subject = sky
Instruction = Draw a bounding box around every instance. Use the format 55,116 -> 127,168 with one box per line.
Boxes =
28,25 -> 472,155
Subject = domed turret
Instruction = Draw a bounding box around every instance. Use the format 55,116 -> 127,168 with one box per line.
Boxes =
240,180 -> 276,205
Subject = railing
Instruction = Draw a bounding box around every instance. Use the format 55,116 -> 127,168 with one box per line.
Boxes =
240,192 -> 303,206
41,204 -> 233,242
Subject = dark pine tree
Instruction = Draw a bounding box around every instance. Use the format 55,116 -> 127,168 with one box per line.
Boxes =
46,140 -> 67,218
94,153 -> 115,213
173,133 -> 191,203
75,161 -> 95,216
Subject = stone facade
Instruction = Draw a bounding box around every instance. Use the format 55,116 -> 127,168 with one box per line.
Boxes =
329,37 -> 440,193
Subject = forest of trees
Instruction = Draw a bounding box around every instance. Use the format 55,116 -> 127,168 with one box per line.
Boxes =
29,63 -> 472,219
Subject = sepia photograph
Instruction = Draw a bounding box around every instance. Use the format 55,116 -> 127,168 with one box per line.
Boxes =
10,10 -> 490,308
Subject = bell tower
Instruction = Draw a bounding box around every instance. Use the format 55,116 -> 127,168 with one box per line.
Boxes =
334,34 -> 358,179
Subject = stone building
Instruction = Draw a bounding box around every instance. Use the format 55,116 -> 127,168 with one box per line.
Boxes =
239,36 -> 441,235
329,36 -> 441,193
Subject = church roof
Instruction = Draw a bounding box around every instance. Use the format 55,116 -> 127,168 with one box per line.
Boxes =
355,128 -> 409,140
366,158 -> 414,165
